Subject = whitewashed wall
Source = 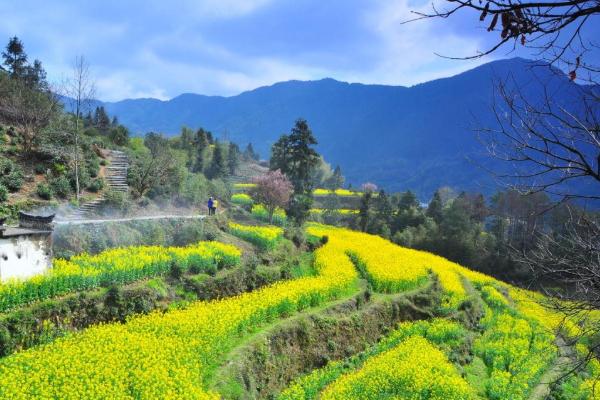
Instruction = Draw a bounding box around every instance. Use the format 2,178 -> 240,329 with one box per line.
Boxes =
0,235 -> 52,281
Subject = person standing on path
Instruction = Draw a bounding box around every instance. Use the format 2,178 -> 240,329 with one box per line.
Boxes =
207,197 -> 214,215
213,199 -> 219,215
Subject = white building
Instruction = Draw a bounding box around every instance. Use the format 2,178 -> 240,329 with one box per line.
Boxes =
0,212 -> 53,282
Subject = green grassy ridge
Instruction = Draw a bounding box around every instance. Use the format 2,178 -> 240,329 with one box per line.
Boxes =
277,281 -> 565,400
0,222 -> 593,399
0,239 -> 312,359
209,280 -> 442,399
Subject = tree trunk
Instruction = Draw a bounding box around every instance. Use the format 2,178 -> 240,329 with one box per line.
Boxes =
268,207 -> 274,224
74,111 -> 80,202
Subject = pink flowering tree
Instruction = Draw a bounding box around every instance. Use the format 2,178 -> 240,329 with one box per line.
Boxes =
249,170 -> 293,223
361,182 -> 378,193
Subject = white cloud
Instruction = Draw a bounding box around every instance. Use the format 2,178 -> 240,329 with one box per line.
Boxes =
356,0 -> 495,86
0,0 -> 505,100
182,0 -> 275,18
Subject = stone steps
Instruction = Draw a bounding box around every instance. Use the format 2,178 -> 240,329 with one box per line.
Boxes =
65,150 -> 130,219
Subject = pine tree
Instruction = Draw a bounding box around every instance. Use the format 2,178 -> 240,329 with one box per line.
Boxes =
331,165 -> 344,188
375,190 -> 394,228
426,190 -> 444,224
270,119 -> 319,194
2,37 -> 28,79
24,59 -> 48,91
95,106 -> 110,134
270,118 -> 320,223
358,190 -> 374,232
84,111 -> 94,127
228,142 -> 240,175
244,143 -> 259,161
193,128 -> 209,173
111,116 -> 119,126
398,191 -> 419,211
208,141 -> 227,179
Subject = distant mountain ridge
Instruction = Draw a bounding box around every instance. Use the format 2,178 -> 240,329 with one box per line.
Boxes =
75,58 -> 586,198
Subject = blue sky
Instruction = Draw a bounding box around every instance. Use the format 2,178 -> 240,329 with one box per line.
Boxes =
1,0 -> 597,101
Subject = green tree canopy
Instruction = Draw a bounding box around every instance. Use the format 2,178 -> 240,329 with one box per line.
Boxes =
270,118 -> 320,223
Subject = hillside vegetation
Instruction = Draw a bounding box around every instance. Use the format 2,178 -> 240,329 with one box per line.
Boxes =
84,58 -> 590,197
0,222 -> 596,399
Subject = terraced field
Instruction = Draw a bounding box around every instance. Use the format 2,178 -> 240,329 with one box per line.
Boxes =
0,223 -> 597,399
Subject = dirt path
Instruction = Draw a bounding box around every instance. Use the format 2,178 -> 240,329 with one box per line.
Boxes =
55,214 -> 207,225
529,336 -> 575,400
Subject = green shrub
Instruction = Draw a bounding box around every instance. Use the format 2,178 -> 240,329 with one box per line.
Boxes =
87,178 -> 105,193
34,163 -> 47,174
0,159 -> 23,192
0,184 -> 7,202
36,183 -> 53,200
87,158 -> 100,178
104,190 -> 130,213
52,163 -> 66,176
50,176 -> 72,198
71,166 -> 91,191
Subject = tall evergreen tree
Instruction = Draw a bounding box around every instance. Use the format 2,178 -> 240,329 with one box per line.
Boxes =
84,111 -> 94,127
270,119 -> 320,223
358,190 -> 374,232
426,190 -> 444,224
2,37 -> 28,79
398,191 -> 419,211
208,141 -> 227,179
244,143 -> 259,161
271,119 -> 319,194
95,106 -> 110,134
24,59 -> 48,91
228,142 -> 240,175
193,128 -> 209,173
328,165 -> 344,189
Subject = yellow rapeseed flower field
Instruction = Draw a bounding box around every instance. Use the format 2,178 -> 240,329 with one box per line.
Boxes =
0,222 -> 596,399
0,241 -> 241,312
320,335 -> 475,400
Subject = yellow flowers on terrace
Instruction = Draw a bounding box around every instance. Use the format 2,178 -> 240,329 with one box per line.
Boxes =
231,193 -> 253,206
320,335 -> 475,400
228,222 -> 284,250
279,319 -> 468,400
233,182 -> 257,189
310,208 -> 359,214
251,204 -> 287,225
313,188 -> 361,197
308,224 -> 467,310
1,223 -> 595,399
0,241 -> 241,312
0,224 -> 358,399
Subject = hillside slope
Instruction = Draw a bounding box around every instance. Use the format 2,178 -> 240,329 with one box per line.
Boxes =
79,58 -> 586,197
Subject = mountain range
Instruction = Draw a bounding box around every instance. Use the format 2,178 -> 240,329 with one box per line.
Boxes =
82,58 -> 588,199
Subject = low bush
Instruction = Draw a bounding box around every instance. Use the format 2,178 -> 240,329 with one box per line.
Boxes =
0,159 -> 23,192
36,183 -> 53,200
0,184 -> 7,202
87,178 -> 105,193
87,157 -> 100,178
49,176 -> 71,198
34,163 -> 47,174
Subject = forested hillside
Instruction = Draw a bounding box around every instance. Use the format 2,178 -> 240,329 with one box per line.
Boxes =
82,58 -> 591,197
